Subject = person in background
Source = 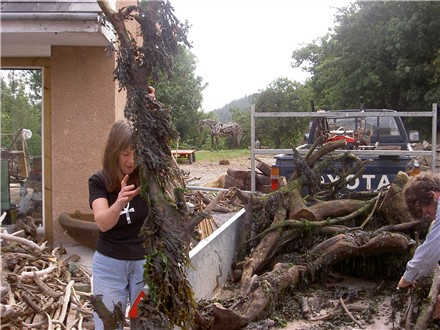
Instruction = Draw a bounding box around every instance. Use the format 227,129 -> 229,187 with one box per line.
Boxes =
89,120 -> 147,329
397,173 -> 440,319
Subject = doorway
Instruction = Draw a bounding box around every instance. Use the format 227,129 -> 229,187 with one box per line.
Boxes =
1,69 -> 43,232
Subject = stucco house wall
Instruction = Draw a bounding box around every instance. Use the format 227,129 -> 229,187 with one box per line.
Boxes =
51,46 -> 120,241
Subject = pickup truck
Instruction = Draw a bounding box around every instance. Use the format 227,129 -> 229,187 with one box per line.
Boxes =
272,109 -> 420,191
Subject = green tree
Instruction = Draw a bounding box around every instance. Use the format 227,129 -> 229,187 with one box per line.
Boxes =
154,45 -> 205,147
292,1 -> 440,136
255,78 -> 312,148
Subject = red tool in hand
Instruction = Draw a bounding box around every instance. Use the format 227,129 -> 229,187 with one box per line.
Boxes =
129,284 -> 149,319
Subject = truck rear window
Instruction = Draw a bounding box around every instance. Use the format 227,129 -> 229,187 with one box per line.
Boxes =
327,116 -> 400,138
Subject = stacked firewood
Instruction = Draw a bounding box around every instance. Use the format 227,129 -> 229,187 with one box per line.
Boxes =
0,216 -> 94,329
224,158 -> 274,193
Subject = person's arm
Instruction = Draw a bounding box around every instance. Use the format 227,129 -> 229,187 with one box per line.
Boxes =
92,175 -> 140,232
400,217 -> 440,284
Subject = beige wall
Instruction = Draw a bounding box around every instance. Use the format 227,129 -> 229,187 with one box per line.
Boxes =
51,46 -> 124,242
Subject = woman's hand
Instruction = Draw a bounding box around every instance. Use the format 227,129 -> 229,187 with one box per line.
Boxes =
92,175 -> 140,232
397,277 -> 414,289
115,175 -> 140,210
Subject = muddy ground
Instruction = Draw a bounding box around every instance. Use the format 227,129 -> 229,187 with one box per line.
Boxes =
179,154 -> 439,330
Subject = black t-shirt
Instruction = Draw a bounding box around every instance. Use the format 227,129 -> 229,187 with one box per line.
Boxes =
88,172 -> 148,260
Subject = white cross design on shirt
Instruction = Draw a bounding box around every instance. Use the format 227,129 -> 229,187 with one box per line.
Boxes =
120,202 -> 135,224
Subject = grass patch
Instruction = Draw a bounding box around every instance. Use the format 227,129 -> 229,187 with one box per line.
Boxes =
195,149 -> 250,162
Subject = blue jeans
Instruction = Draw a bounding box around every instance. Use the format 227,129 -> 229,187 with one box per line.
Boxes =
92,251 -> 145,330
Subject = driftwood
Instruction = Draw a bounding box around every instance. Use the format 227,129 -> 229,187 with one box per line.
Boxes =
0,228 -> 94,328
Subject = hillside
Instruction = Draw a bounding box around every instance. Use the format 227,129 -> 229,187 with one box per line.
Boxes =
211,93 -> 259,122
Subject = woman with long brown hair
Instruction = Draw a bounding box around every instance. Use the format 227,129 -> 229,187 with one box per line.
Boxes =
88,120 -> 148,329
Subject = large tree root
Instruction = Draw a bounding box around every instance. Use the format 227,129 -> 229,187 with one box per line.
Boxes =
239,196 -> 378,290
240,206 -> 287,294
206,230 -> 413,329
310,231 -> 412,273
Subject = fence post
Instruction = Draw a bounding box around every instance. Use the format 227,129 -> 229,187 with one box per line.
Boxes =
432,103 -> 438,172
251,105 -> 256,193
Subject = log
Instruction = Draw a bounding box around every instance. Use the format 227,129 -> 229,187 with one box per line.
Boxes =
240,206 -> 287,294
224,174 -> 244,189
255,158 -> 271,177
307,199 -> 366,221
238,263 -> 305,321
256,184 -> 272,194
226,169 -> 271,186
310,231 -> 411,272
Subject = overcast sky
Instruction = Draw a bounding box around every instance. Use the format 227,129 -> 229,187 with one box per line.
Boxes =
172,0 -> 352,112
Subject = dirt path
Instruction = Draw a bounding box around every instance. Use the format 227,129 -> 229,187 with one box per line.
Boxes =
179,155 -> 275,187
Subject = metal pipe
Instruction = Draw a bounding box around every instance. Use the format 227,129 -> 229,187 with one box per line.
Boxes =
253,111 -> 433,118
432,103 -> 438,172
186,186 -> 252,194
250,105 -> 256,193
254,148 -> 432,156
0,13 -> 99,21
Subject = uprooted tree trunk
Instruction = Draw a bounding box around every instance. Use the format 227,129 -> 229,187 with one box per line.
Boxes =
97,1 -> 206,329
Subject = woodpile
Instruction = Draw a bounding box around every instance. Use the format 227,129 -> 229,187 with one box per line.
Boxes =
1,216 -> 94,329
224,158 -> 275,193
185,190 -> 244,215
185,190 -> 245,244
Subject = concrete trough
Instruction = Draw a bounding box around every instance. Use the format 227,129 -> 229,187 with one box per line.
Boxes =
62,208 -> 246,306
187,208 -> 245,300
